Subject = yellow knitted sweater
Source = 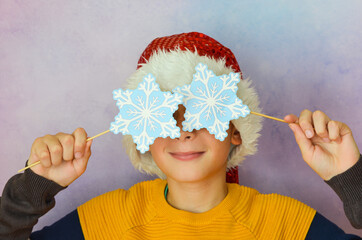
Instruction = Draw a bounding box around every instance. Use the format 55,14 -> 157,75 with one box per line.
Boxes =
77,179 -> 316,239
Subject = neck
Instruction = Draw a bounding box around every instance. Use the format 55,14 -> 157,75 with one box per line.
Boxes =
166,171 -> 228,213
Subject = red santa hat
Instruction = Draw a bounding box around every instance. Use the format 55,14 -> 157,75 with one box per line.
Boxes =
122,32 -> 262,183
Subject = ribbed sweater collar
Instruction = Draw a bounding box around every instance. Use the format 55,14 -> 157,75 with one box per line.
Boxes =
152,179 -> 242,225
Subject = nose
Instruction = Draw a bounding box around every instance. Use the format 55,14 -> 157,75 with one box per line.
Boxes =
177,128 -> 195,141
174,105 -> 195,141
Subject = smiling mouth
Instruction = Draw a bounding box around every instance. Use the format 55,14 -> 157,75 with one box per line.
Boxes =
169,151 -> 205,161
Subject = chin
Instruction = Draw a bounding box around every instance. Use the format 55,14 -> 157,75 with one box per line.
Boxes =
172,176 -> 204,183
166,168 -> 220,183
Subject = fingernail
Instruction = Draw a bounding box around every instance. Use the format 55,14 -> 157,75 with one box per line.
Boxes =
305,130 -> 313,138
75,152 -> 82,159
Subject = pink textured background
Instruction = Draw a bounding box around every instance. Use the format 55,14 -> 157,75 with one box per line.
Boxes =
0,0 -> 361,235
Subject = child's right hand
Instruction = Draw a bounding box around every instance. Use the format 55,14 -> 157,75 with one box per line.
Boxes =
27,128 -> 93,187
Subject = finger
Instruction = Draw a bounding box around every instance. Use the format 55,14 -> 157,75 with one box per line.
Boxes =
57,133 -> 74,161
73,128 -> 87,159
298,109 -> 314,139
32,138 -> 51,168
28,151 -> 40,165
289,123 -> 314,162
312,110 -> 331,141
284,114 -> 298,123
42,135 -> 63,166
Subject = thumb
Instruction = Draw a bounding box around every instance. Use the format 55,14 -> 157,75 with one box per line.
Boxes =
74,139 -> 93,174
82,139 -> 93,163
289,123 -> 314,162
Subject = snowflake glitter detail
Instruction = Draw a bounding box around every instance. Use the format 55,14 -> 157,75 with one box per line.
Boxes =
173,63 -> 250,141
110,74 -> 183,153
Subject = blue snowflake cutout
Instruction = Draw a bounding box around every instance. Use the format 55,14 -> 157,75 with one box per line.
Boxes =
173,63 -> 250,141
110,74 -> 183,153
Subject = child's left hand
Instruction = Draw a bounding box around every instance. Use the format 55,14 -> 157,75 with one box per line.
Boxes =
285,110 -> 360,181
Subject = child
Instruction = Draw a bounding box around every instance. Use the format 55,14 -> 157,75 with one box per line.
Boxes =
0,32 -> 361,239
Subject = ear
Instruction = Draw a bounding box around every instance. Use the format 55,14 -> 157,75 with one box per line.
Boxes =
230,124 -> 242,145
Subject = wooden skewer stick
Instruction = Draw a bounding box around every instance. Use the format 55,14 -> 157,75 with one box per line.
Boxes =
250,111 -> 287,123
17,129 -> 111,173
87,129 -> 110,141
18,112 -> 285,173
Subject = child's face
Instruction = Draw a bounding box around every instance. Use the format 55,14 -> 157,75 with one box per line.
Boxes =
149,105 -> 241,182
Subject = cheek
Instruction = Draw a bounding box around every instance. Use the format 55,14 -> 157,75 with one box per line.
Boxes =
210,137 -> 232,159
149,138 -> 168,161
149,140 -> 170,175
150,137 -> 165,151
